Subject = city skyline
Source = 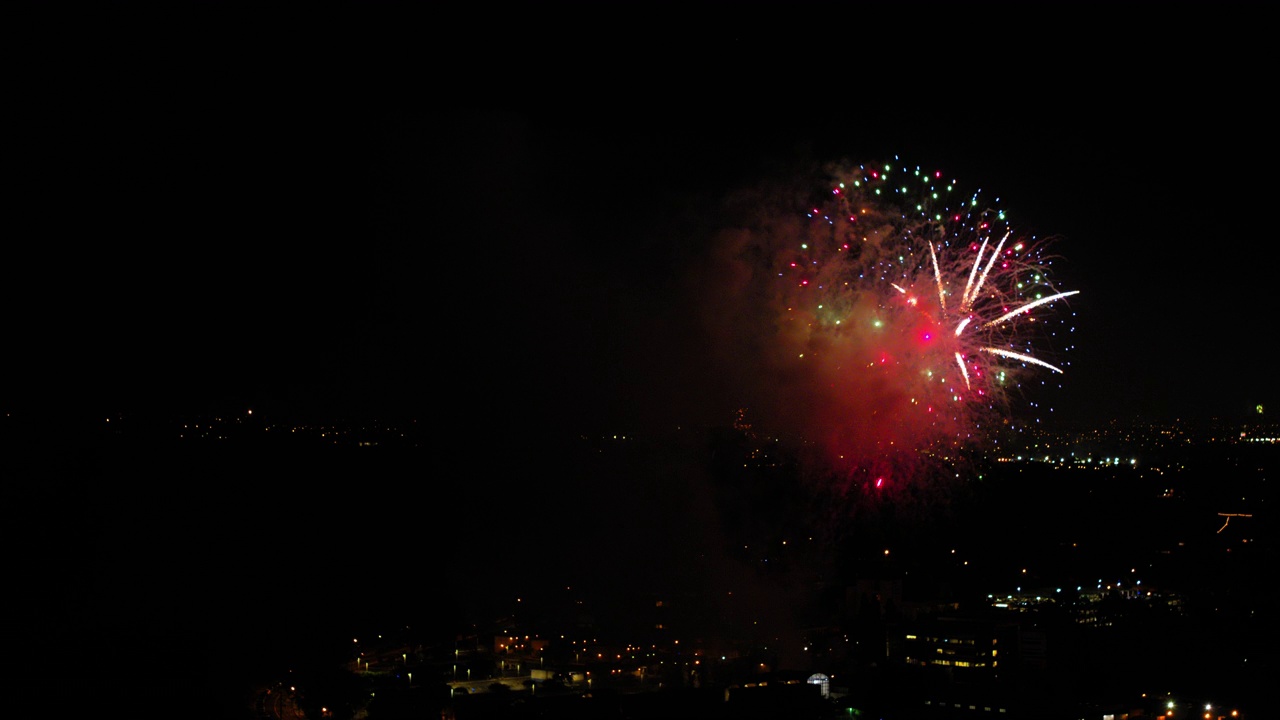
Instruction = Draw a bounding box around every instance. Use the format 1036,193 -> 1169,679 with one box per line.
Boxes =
4,407 -> 1262,718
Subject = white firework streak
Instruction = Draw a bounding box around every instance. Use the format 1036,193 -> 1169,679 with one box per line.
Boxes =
961,237 -> 986,311
929,241 -> 946,314
954,351 -> 971,388
980,347 -> 1068,374
964,231 -> 1008,313
983,290 -> 1081,328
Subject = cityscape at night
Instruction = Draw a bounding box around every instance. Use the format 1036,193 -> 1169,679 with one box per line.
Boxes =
2,409 -> 1270,719
5,4 -> 1272,720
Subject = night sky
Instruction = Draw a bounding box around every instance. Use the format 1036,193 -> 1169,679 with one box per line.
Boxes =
8,4 -> 1275,431
4,4 -> 1275,715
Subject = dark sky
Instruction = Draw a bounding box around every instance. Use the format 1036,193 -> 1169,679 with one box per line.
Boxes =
8,4 -> 1274,433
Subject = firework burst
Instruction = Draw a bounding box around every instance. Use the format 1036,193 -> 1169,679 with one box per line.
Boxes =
746,158 -> 1079,489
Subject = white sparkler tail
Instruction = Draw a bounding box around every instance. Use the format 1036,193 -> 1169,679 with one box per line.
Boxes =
983,290 -> 1080,328
929,241 -> 945,314
955,352 -> 971,389
970,231 -> 1009,310
961,237 -> 988,312
981,347 -> 1066,373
